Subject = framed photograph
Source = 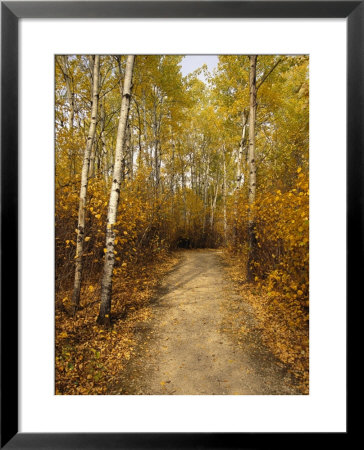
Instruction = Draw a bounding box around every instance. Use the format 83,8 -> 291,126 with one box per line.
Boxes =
1,1 -> 355,447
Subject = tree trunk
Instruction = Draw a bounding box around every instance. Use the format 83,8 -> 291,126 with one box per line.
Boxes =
202,154 -> 210,236
170,139 -> 175,196
125,121 -> 133,179
234,110 -> 248,246
210,176 -> 219,231
60,56 -> 75,130
181,159 -> 187,228
71,55 -> 100,312
223,147 -> 227,243
154,140 -> 160,192
247,55 -> 257,282
89,141 -> 96,178
142,93 -> 151,171
237,110 -> 248,188
100,100 -> 109,185
97,55 -> 135,326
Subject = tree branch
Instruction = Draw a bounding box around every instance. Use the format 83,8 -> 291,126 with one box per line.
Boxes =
256,59 -> 282,92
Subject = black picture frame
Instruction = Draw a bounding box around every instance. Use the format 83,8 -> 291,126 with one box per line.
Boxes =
1,1 -> 356,448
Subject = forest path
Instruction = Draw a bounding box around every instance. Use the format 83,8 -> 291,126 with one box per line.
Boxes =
114,249 -> 299,395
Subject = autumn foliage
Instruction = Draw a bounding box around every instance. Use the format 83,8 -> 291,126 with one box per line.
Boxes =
225,170 -> 309,391
55,54 -> 309,394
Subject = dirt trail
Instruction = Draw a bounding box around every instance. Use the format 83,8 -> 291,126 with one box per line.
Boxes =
114,250 -> 300,395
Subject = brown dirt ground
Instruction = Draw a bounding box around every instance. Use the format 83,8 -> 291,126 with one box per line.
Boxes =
111,249 -> 301,395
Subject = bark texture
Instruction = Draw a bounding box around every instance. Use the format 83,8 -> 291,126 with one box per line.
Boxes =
100,100 -> 109,184
59,56 -> 75,129
222,146 -> 227,242
236,110 -> 248,188
71,55 -> 100,312
247,55 -> 257,282
97,55 -> 135,326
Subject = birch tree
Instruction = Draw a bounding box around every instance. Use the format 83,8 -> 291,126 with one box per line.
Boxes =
97,55 -> 135,326
236,110 -> 248,188
100,100 -> 109,184
57,55 -> 75,130
247,55 -> 257,281
222,146 -> 227,242
71,55 -> 100,312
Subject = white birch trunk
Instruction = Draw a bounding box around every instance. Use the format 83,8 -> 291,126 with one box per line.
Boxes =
202,155 -> 210,235
247,55 -> 257,281
100,101 -> 109,184
125,122 -> 133,179
89,141 -> 96,178
223,148 -> 227,242
181,161 -> 187,227
248,57 -> 257,205
210,177 -> 219,230
237,110 -> 248,188
61,56 -> 75,130
97,55 -> 135,326
71,55 -> 100,312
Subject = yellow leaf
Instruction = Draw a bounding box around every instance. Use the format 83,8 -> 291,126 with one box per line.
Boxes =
123,231 -> 128,235
95,214 -> 101,219
122,262 -> 127,267
88,285 -> 94,292
103,248 -> 107,253
85,236 -> 90,242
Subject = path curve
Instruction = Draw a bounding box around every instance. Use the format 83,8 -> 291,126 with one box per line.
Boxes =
115,250 -> 300,395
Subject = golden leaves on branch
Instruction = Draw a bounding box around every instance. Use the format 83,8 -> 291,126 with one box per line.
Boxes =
224,172 -> 309,393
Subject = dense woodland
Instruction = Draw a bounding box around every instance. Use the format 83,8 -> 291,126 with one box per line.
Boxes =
56,55 -> 309,394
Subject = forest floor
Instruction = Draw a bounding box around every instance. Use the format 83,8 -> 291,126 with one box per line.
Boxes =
111,249 -> 301,395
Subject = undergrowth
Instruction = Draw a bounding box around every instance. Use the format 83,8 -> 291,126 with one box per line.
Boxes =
55,252 -> 180,395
